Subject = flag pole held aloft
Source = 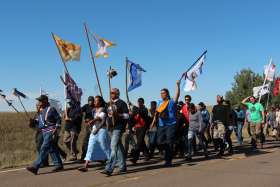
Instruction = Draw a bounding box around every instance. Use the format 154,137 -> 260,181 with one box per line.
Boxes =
83,22 -> 103,97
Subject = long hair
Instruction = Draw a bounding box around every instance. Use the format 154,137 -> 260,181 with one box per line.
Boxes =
161,88 -> 171,99
95,95 -> 106,108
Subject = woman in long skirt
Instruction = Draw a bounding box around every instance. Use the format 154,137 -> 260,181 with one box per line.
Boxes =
78,96 -> 111,172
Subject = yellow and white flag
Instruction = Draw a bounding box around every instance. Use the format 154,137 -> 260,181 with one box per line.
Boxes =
93,34 -> 115,58
53,34 -> 81,62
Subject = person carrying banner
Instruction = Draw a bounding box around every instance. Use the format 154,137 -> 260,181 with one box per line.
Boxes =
150,80 -> 181,167
64,100 -> 83,161
101,88 -> 129,176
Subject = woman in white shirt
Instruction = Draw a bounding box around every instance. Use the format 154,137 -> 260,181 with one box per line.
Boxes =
78,96 -> 111,172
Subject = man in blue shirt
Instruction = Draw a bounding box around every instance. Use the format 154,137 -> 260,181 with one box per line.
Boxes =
26,95 -> 63,175
151,80 -> 180,167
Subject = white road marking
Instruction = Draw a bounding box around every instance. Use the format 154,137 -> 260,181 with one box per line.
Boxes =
0,168 -> 26,174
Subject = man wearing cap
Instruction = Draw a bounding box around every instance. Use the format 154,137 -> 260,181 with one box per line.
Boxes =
26,95 -> 63,175
101,88 -> 129,176
80,96 -> 95,161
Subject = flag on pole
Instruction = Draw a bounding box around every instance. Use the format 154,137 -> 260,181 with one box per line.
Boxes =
92,34 -> 115,58
273,77 -> 280,96
264,63 -> 276,82
181,51 -> 206,92
127,59 -> 146,92
61,72 -> 83,103
53,34 -> 81,62
253,84 -> 270,98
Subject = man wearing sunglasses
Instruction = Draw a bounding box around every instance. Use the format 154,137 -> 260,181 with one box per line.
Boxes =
102,88 -> 129,176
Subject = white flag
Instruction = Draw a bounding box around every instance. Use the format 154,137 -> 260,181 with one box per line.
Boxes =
184,78 -> 197,92
182,51 -> 206,92
264,63 -> 276,82
253,84 -> 270,98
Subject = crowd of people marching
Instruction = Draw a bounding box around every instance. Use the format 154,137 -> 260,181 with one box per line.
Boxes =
25,80 -> 280,176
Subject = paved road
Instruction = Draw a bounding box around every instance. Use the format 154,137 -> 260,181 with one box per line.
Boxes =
1,141 -> 280,187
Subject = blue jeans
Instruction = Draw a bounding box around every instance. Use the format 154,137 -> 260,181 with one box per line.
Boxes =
105,129 -> 126,173
33,131 -> 63,170
234,123 -> 243,145
147,130 -> 157,155
187,130 -> 207,158
85,128 -> 111,161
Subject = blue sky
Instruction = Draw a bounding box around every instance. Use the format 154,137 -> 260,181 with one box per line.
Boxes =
1,0 -> 280,111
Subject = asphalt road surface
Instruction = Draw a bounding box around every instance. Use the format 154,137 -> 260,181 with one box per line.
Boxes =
1,141 -> 280,187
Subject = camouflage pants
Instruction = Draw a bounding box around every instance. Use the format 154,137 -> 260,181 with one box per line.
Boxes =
213,122 -> 225,139
250,123 -> 264,146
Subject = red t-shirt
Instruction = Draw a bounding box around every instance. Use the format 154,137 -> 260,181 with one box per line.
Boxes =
182,104 -> 190,124
134,114 -> 146,128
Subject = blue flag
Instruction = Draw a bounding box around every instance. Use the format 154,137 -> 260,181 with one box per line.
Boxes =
127,59 -> 146,92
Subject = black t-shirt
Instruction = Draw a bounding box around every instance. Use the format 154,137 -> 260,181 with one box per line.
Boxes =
212,104 -> 230,126
110,99 -> 129,131
82,104 -> 94,121
65,105 -> 83,133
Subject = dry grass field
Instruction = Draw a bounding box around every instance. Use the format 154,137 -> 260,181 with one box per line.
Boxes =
0,112 -> 87,169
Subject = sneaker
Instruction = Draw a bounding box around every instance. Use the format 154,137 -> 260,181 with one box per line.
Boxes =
129,158 -> 137,165
78,167 -> 88,172
119,169 -> 127,175
52,166 -> 64,172
69,157 -> 78,162
163,162 -> 172,167
26,166 -> 38,175
100,170 -> 112,176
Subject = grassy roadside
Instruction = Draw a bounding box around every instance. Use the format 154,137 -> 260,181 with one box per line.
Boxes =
0,112 -> 87,169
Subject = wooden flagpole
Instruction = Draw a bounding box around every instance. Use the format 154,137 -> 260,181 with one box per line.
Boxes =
51,32 -> 71,120
83,22 -> 103,97
266,83 -> 271,109
108,66 -> 115,127
125,57 -> 130,104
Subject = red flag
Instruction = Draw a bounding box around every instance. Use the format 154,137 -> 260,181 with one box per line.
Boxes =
273,77 -> 280,96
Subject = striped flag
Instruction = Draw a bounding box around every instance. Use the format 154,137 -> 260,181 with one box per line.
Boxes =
60,72 -> 83,103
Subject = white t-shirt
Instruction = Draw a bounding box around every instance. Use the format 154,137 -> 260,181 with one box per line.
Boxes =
91,110 -> 106,134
